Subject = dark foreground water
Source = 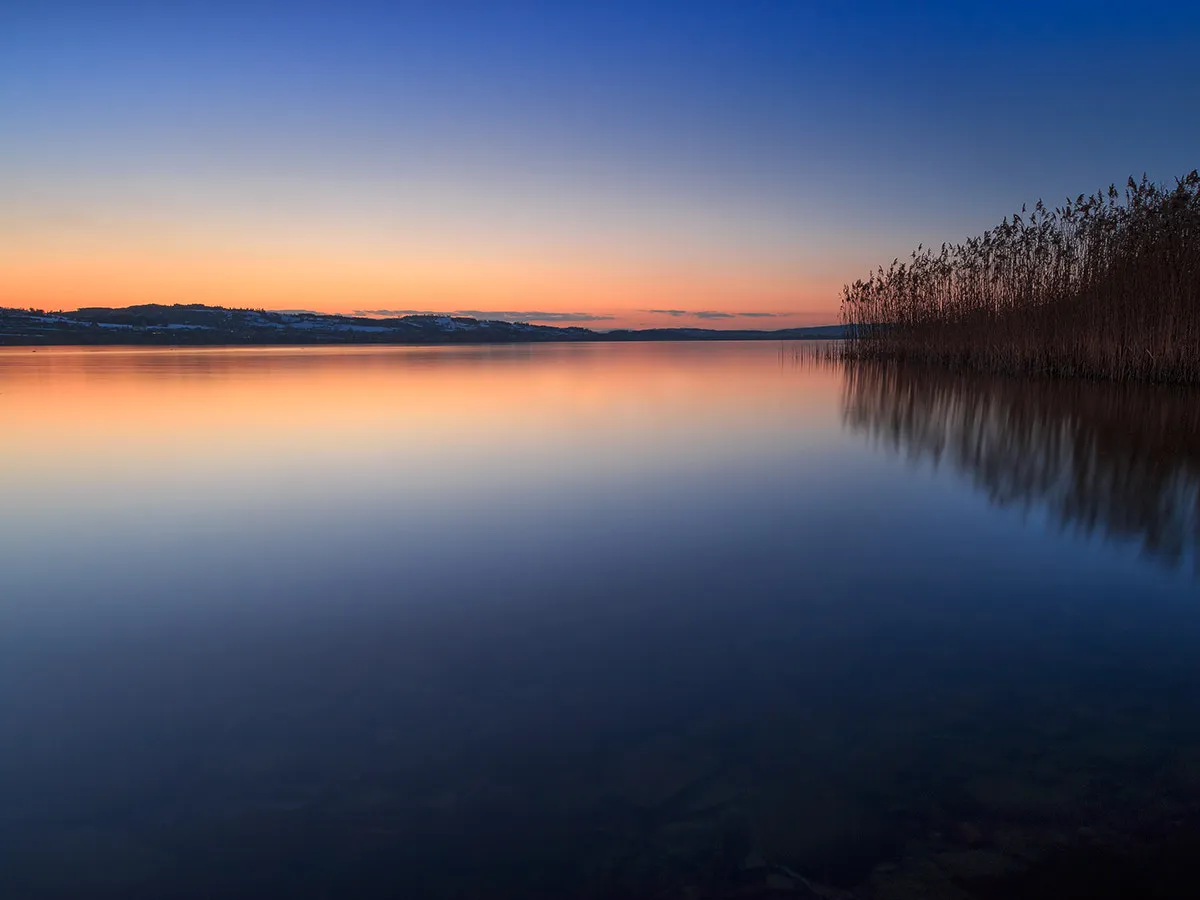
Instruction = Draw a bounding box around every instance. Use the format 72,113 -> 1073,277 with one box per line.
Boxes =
1,343 -> 1197,899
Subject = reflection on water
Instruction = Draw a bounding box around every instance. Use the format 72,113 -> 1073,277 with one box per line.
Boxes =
1,344 -> 1199,899
843,359 -> 1200,572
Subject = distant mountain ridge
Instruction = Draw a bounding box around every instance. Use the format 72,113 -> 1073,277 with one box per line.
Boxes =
0,304 -> 843,345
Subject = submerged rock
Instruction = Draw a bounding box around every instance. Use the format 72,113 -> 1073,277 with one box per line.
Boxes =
956,821 -> 984,847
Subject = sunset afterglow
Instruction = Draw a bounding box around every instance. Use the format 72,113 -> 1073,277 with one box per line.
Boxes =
4,4 -> 1195,328
4,5 -> 1200,898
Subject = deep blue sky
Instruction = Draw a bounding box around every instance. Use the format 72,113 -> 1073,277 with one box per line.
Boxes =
2,1 -> 1197,324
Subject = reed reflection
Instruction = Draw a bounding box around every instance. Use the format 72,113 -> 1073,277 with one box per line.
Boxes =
842,359 -> 1200,571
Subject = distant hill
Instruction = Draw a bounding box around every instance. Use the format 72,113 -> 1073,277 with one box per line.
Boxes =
0,304 -> 843,346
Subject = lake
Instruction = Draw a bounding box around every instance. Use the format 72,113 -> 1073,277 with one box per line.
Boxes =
1,342 -> 1198,899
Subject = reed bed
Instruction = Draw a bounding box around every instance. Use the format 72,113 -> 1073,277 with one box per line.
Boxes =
840,171 -> 1200,382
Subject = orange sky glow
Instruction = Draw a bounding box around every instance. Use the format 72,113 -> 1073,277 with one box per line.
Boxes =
0,235 -> 846,330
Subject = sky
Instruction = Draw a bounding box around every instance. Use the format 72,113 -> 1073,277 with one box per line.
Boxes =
2,1 -> 1198,329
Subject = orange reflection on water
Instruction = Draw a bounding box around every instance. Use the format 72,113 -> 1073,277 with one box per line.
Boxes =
0,343 -> 843,495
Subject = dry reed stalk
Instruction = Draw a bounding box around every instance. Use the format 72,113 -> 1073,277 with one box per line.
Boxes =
840,172 -> 1200,383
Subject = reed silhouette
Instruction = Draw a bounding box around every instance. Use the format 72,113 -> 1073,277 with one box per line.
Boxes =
840,172 -> 1200,382
842,359 -> 1200,571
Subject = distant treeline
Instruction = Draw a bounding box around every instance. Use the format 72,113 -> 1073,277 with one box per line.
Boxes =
841,171 -> 1200,383
0,304 -> 844,346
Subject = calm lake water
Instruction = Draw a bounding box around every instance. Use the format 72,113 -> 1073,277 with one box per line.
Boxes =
1,342 -> 1198,899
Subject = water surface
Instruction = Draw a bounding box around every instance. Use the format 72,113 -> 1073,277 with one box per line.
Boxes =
1,343 -> 1198,899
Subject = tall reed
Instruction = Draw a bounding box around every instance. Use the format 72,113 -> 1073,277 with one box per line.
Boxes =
840,171 -> 1200,383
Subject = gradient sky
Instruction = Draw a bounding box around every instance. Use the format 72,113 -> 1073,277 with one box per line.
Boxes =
2,1 -> 1198,329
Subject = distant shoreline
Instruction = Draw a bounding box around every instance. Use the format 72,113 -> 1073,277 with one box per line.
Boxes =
0,304 -> 843,347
